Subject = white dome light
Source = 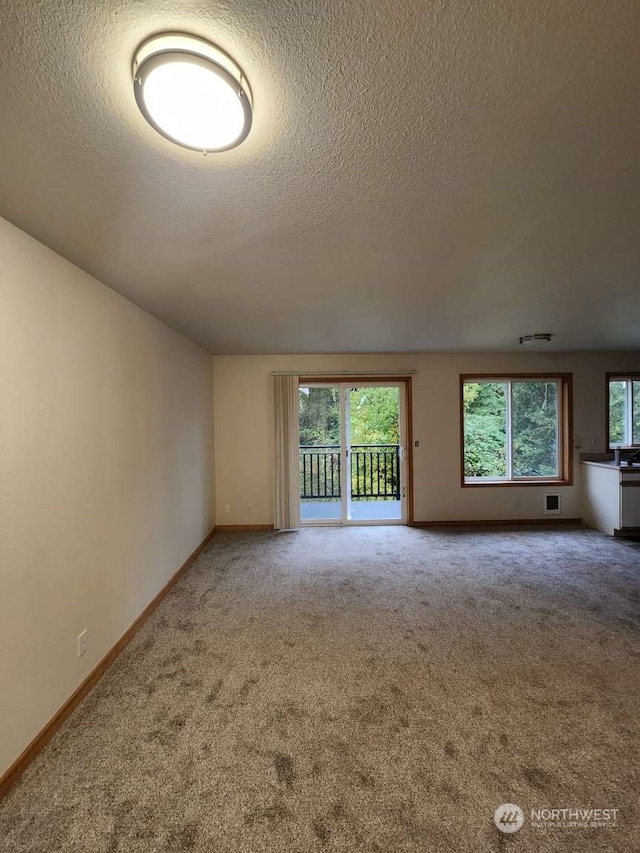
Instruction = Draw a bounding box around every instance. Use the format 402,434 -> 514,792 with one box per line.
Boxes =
133,34 -> 252,152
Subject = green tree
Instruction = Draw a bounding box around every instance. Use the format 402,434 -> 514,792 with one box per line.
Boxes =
349,387 -> 400,499
463,382 -> 507,477
299,387 -> 340,446
609,381 -> 626,445
349,387 -> 399,444
299,385 -> 401,500
463,380 -> 559,478
608,380 -> 640,446
511,381 -> 558,476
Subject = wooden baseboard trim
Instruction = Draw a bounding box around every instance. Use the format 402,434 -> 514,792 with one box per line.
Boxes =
215,524 -> 274,531
0,526 -> 216,801
412,518 -> 583,528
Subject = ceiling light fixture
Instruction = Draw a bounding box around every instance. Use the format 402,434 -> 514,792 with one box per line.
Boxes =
519,333 -> 553,346
133,33 -> 252,153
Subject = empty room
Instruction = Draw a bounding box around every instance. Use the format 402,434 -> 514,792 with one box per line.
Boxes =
1,1 -> 639,851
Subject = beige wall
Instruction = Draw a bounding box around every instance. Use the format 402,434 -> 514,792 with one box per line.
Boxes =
213,352 -> 639,526
0,219 -> 214,776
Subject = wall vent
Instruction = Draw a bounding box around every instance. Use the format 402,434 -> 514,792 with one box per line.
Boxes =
544,493 -> 560,515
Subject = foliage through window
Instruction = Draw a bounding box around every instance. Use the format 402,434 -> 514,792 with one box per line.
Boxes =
299,385 -> 401,501
462,376 -> 570,484
299,386 -> 400,446
608,375 -> 640,448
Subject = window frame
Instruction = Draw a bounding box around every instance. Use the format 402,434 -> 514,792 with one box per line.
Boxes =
606,372 -> 640,450
460,373 -> 573,488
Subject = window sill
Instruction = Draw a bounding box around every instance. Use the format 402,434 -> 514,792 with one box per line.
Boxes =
463,478 -> 571,488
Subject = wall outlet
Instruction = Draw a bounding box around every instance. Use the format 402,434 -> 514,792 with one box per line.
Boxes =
574,435 -> 582,449
515,498 -> 520,508
77,629 -> 88,658
247,504 -> 254,513
224,504 -> 231,514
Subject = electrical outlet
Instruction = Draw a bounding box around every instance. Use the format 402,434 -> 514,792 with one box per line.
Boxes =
515,498 -> 520,508
224,504 -> 231,514
574,435 -> 582,449
77,630 -> 88,658
247,504 -> 254,513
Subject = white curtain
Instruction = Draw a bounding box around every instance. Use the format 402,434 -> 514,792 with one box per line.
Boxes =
273,374 -> 301,530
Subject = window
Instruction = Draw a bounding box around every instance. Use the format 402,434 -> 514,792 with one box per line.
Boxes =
607,374 -> 640,448
461,374 -> 572,485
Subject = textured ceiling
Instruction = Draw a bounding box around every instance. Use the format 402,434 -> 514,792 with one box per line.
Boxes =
1,0 -> 640,353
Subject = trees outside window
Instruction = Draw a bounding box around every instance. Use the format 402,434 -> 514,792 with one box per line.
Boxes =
608,375 -> 640,448
299,385 -> 402,501
462,375 -> 571,485
298,386 -> 399,446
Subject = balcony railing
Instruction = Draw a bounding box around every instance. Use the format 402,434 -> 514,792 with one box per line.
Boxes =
300,444 -> 400,500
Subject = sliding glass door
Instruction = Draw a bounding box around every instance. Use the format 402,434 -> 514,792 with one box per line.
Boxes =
299,383 -> 407,525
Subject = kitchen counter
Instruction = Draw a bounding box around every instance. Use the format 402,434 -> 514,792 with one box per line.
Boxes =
581,459 -> 640,472
581,460 -> 640,535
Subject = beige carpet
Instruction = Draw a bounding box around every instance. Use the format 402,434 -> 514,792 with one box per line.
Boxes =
1,526 -> 638,852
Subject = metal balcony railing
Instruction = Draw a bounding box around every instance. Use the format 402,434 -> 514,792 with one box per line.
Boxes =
300,444 -> 400,500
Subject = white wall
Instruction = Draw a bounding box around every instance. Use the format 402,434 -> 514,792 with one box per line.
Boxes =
213,352 -> 639,526
0,219 -> 214,776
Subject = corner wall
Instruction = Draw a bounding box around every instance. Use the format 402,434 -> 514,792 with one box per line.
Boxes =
212,352 -> 639,526
0,218 -> 215,776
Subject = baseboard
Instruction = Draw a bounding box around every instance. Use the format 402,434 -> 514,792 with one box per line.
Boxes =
412,518 -> 583,528
614,527 -> 640,538
215,524 -> 274,531
0,526 -> 216,801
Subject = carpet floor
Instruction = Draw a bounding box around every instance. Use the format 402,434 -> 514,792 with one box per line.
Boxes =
1,526 -> 639,852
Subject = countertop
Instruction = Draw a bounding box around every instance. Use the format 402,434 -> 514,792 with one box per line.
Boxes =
581,459 -> 640,472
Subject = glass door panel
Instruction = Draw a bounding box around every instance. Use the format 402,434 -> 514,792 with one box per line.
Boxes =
348,386 -> 403,522
299,385 -> 343,523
